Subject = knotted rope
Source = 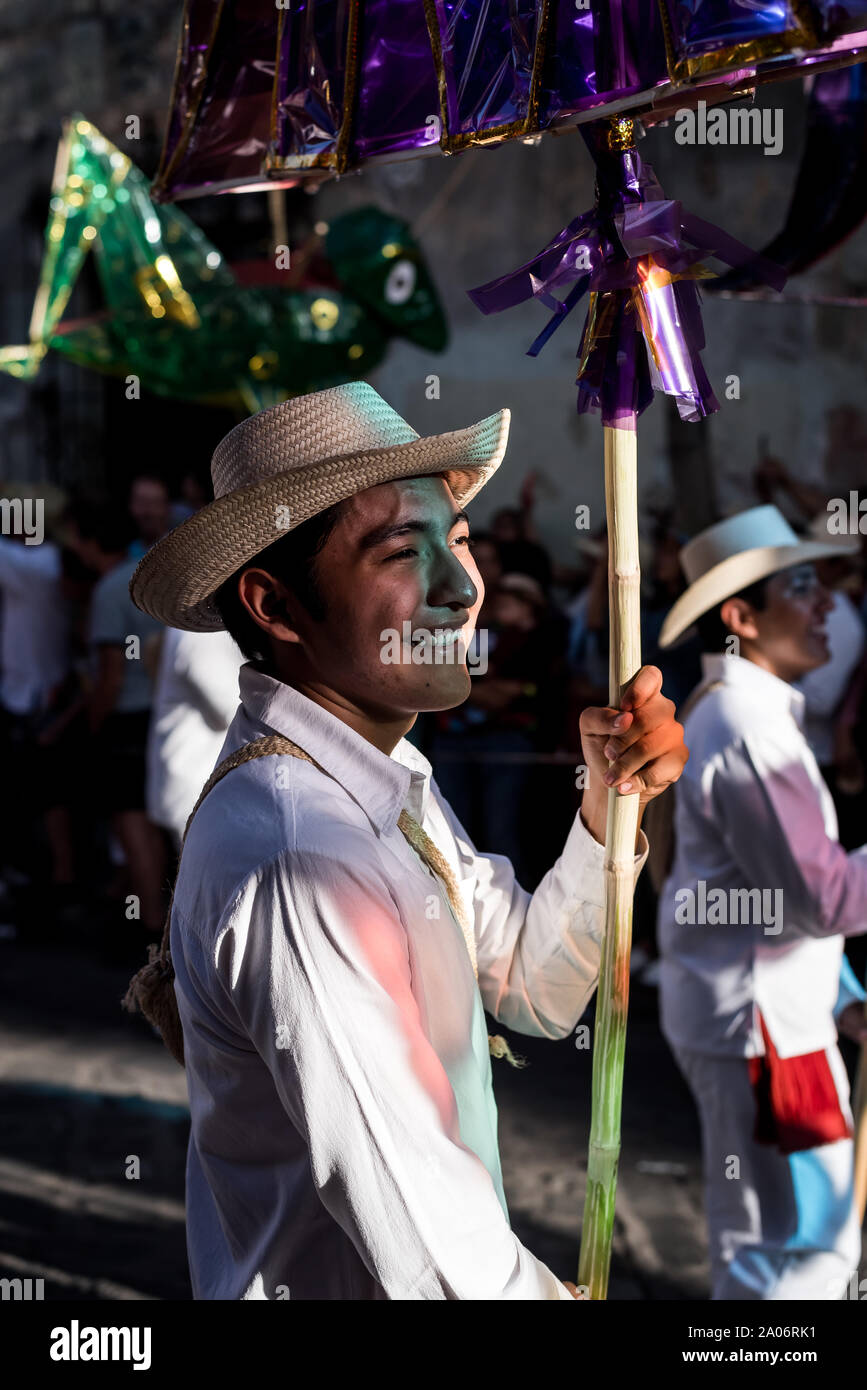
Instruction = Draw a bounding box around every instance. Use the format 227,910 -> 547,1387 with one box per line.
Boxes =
123,734 -> 525,1068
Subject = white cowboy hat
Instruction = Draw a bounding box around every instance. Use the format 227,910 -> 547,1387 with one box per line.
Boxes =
130,381 -> 510,631
806,511 -> 861,552
659,504 -> 848,649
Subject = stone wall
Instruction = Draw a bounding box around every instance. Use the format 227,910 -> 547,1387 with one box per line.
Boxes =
0,0 -> 179,489
1,2 -> 865,558
350,79 -> 867,553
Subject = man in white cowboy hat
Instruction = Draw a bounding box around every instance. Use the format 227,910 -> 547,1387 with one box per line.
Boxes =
127,381 -> 686,1301
656,503 -> 867,1301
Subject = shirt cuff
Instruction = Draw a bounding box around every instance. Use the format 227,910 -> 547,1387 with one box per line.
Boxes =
566,806 -> 649,906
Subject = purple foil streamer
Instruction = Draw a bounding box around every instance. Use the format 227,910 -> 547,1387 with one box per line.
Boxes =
592,0 -> 669,105
434,0 -> 536,137
159,0 -> 221,180
468,127 -> 786,426
354,0 -> 441,159
543,0 -> 598,121
664,0 -> 799,61
154,0 -> 279,201
153,3 -> 867,201
273,0 -> 350,165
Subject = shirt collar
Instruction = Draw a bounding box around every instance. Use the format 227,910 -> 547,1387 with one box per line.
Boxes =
700,652 -> 806,727
238,662 -> 433,835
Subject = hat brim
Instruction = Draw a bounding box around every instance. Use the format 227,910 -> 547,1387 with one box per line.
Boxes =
659,541 -> 848,649
130,408 -> 510,630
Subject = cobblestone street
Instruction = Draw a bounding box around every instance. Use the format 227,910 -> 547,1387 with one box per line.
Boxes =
3,933 -> 865,1301
0,933 -> 724,1300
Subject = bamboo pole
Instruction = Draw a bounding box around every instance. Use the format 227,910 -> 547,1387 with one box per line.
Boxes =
267,187 -> 289,260
577,421 -> 642,1299
853,996 -> 867,1222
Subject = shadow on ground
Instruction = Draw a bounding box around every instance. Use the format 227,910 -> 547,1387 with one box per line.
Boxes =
0,938 -> 739,1299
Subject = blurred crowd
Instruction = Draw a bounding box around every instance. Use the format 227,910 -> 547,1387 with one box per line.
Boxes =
1,456 -> 867,975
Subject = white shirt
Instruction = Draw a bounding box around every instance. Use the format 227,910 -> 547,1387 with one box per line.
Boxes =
88,557 -> 163,713
658,653 -> 867,1061
172,662 -> 647,1300
146,628 -> 244,840
0,537 -> 68,714
795,590 -> 865,766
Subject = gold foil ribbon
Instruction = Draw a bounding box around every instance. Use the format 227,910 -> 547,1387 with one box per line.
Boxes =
25,118 -> 133,367
152,0 -> 227,200
656,0 -> 820,86
421,0 -> 552,155
133,259 -> 201,330
335,0 -> 362,174
269,0 -> 362,174
577,261 -> 717,385
607,117 -> 637,152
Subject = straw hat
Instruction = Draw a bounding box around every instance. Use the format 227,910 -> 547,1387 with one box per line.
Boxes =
659,504 -> 848,649
130,381 -> 510,631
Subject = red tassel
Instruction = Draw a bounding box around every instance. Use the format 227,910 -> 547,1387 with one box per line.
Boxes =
749,1013 -> 851,1155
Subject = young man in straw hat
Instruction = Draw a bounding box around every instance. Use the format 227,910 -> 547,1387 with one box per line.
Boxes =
656,504 -> 867,1301
127,381 -> 686,1300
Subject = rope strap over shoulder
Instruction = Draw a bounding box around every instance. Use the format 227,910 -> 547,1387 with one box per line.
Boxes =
123,734 -> 525,1068
123,736 -> 294,1064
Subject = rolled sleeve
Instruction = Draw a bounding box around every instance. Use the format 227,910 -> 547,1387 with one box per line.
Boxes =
219,844 -> 573,1300
710,735 -> 867,939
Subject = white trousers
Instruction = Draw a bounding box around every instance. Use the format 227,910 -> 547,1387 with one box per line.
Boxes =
673,1045 -> 862,1300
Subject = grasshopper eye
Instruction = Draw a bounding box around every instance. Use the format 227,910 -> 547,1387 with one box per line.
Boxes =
384,259 -> 417,305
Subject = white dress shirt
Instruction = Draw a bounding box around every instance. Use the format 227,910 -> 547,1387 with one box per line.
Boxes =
0,537 -> 68,715
658,653 -> 867,1061
795,590 -> 865,766
146,628 -> 244,841
171,661 -> 646,1300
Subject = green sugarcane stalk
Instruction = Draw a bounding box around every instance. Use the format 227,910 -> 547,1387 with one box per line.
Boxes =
577,422 -> 641,1299
853,991 -> 867,1221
